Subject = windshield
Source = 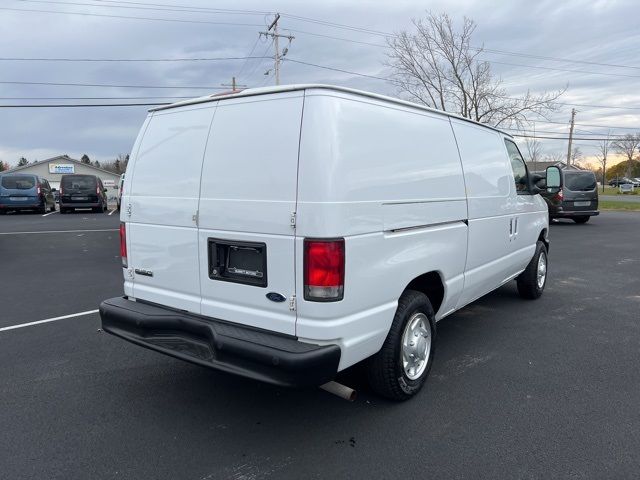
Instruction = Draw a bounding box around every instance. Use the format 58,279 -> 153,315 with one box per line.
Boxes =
1,175 -> 36,190
565,172 -> 596,191
62,175 -> 97,192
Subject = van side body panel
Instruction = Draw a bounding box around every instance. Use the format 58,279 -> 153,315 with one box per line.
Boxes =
450,120 -> 518,308
296,92 -> 468,369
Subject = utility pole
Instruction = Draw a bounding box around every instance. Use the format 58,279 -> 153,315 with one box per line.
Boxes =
260,13 -> 294,85
566,108 -> 577,166
221,76 -> 247,92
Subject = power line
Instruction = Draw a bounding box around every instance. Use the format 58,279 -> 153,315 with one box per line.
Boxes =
16,0 -> 640,74
284,58 -> 391,82
489,59 -> 640,80
512,134 -> 618,141
0,6 -> 264,26
0,102 -> 169,107
243,39 -> 274,84
0,56 -> 269,62
235,36 -> 262,80
0,96 -> 192,99
18,0 -> 270,16
0,80 -> 237,89
91,0 -> 272,15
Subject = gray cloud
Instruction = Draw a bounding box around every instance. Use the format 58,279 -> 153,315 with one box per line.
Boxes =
1,0 -> 638,166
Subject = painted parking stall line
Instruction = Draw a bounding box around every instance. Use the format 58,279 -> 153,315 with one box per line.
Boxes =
0,309 -> 99,333
42,210 -> 59,217
0,229 -> 118,235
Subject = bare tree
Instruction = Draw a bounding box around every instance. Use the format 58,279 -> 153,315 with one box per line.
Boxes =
570,146 -> 583,166
543,151 -> 566,164
386,12 -> 565,128
612,133 -> 640,177
524,137 -> 544,167
595,133 -> 612,192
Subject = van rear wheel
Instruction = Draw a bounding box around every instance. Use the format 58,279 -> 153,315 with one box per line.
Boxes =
516,241 -> 547,300
366,290 -> 436,401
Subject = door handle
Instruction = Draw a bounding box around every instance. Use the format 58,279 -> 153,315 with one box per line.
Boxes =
513,217 -> 519,239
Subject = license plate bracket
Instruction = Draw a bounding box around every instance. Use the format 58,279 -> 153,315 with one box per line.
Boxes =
208,238 -> 267,287
574,201 -> 590,207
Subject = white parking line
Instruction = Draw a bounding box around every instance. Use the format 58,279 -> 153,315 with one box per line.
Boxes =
108,209 -> 117,216
42,210 -> 59,217
0,309 -> 99,333
0,229 -> 118,235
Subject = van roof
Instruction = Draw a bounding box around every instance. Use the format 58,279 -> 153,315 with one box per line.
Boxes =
149,84 -> 512,137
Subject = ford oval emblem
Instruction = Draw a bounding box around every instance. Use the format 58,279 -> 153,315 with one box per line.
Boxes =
266,292 -> 287,303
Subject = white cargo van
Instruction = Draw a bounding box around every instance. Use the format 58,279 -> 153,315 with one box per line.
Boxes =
100,85 -> 561,400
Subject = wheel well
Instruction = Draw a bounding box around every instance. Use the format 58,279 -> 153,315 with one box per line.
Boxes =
405,271 -> 444,316
538,228 -> 549,252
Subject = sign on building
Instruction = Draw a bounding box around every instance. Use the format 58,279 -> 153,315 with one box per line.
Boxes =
49,163 -> 75,174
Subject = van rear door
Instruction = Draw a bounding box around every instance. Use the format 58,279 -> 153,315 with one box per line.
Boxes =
127,104 -> 216,313
197,92 -> 304,336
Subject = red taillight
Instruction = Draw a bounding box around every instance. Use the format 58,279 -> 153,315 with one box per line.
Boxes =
554,190 -> 564,201
120,222 -> 128,268
304,239 -> 345,301
97,185 -> 100,195
37,184 -> 41,195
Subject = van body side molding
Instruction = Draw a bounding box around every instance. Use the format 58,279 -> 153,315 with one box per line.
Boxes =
386,219 -> 468,234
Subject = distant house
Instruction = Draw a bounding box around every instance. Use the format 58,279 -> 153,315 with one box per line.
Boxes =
2,155 -> 121,192
526,160 -> 584,173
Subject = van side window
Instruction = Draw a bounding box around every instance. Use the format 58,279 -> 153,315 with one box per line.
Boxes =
504,139 -> 530,194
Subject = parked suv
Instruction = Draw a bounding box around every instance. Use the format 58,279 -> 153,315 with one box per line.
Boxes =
0,173 -> 55,214
608,177 -> 635,187
59,174 -> 108,213
539,169 -> 599,223
100,85 -> 558,400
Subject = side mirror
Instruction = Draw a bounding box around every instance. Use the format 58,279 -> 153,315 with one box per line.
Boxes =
546,166 -> 561,189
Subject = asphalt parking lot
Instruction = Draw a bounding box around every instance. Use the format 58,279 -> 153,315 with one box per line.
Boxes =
1,211 -> 639,479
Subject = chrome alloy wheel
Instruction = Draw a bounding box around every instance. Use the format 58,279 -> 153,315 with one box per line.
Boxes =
537,251 -> 547,289
401,312 -> 431,380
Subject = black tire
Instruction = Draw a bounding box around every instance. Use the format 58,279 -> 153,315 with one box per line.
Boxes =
573,216 -> 590,224
517,241 -> 548,300
60,207 -> 67,214
366,290 -> 436,401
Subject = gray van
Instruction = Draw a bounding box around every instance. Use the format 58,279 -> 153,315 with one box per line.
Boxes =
538,169 -> 599,223
0,174 -> 55,214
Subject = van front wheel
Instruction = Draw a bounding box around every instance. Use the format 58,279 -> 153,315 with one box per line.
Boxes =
366,290 -> 435,401
516,241 -> 548,300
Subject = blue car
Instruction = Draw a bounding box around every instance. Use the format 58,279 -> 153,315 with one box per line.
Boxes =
0,173 -> 56,214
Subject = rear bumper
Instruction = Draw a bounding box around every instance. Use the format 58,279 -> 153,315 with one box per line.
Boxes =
0,201 -> 42,210
551,210 -> 600,218
99,297 -> 341,388
60,201 -> 101,208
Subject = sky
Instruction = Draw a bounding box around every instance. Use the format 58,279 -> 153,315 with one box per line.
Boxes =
1,0 -> 639,168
